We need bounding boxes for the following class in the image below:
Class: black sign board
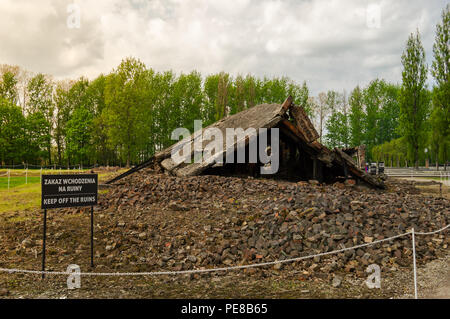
[41,174,98,209]
[40,174,98,278]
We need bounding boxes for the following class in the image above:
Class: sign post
[42,209,47,279]
[91,206,94,268]
[41,174,98,278]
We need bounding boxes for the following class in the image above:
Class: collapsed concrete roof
[107,96,384,188]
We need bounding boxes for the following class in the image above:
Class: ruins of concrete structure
[107,97,384,188]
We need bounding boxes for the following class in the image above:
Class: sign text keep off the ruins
[41,174,98,209]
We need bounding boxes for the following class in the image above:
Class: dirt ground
[0,174,448,299]
[399,177,450,199]
[0,251,448,299]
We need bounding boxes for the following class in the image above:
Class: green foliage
[430,5,450,168]
[24,111,50,163]
[325,111,349,148]
[171,71,203,132]
[372,137,408,167]
[215,72,231,121]
[323,79,401,161]
[289,81,311,115]
[203,73,220,125]
[399,30,430,168]
[149,70,176,150]
[0,72,18,104]
[0,98,26,164]
[324,90,349,148]
[104,57,149,167]
[65,106,93,165]
[431,4,449,87]
[229,74,246,115]
[349,86,364,146]
[362,79,401,156]
[53,81,71,165]
[26,73,54,164]
[27,74,53,116]
[377,82,401,143]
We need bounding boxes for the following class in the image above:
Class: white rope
[415,224,450,235]
[411,228,418,299]
[0,224,447,277]
[0,231,414,276]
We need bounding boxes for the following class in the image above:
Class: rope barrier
[0,224,447,277]
[411,228,418,299]
[415,224,450,235]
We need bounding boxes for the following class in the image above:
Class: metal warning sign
[41,174,98,209]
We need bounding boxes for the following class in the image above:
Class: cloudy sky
[0,0,446,95]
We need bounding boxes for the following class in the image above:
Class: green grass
[399,176,450,182]
[416,176,449,181]
[0,169,90,189]
[0,168,106,190]
[0,176,41,189]
[0,182,41,213]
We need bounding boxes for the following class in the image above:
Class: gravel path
[393,252,450,299]
[417,253,450,298]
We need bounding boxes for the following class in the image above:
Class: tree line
[314,5,449,169]
[0,61,309,167]
[0,5,448,169]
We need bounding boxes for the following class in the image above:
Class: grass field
[0,176,41,189]
[417,176,450,182]
[0,168,127,214]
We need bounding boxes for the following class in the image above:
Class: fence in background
[0,163,99,170]
[0,166,98,189]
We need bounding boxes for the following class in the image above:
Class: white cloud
[0,0,446,94]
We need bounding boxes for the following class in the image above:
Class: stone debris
[332,276,342,288]
[0,169,448,282]
[89,170,449,277]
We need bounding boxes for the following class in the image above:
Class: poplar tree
[430,5,449,169]
[399,30,430,169]
[349,86,365,147]
[27,73,54,164]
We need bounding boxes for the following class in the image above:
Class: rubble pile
[92,169,449,277]
[1,169,447,281]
